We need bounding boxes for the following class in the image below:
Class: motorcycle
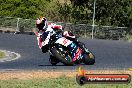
[37,26,95,66]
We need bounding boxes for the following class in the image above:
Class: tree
[0,0,51,19]
[70,0,132,27]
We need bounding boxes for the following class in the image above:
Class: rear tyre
[51,47,74,66]
[83,52,95,65]
[49,55,59,66]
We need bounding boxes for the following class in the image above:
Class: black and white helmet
[36,17,48,31]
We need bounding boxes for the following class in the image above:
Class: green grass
[125,34,132,42]
[0,51,5,58]
[0,76,132,88]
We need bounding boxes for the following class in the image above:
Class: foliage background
[0,0,131,27]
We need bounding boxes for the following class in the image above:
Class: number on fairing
[63,38,68,45]
[55,37,73,47]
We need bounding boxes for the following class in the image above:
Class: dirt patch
[0,70,132,80]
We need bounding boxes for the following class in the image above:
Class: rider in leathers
[35,17,87,53]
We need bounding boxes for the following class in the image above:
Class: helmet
[36,17,48,31]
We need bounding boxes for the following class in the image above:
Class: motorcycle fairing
[70,43,83,62]
[55,37,73,47]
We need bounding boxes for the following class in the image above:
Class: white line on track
[0,50,21,62]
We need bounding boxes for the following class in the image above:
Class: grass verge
[124,34,132,42]
[0,51,5,59]
[0,75,131,88]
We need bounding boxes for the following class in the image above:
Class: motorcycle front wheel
[51,47,74,66]
[49,55,59,66]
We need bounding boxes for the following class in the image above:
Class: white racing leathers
[37,25,55,49]
[37,25,76,49]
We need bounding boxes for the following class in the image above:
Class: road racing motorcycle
[37,26,95,66]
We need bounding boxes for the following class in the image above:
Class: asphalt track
[0,33,132,70]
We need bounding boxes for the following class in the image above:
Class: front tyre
[83,52,95,65]
[49,55,59,66]
[51,47,74,66]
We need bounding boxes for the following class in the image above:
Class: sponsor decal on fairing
[55,37,73,47]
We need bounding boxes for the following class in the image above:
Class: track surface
[0,33,132,70]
